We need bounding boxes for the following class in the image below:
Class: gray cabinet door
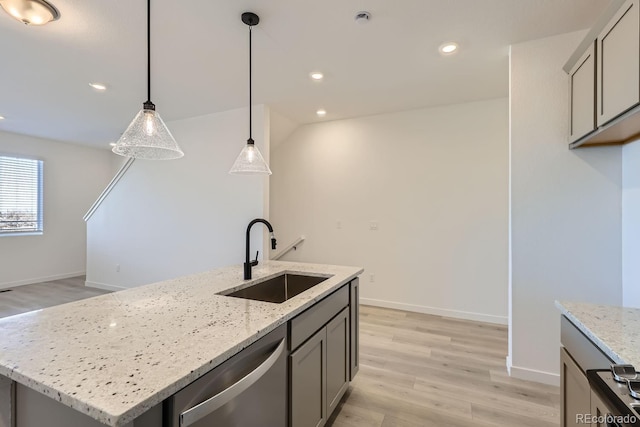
[560,348,591,427]
[590,390,610,427]
[326,308,350,416]
[569,42,596,142]
[290,329,327,427]
[349,278,359,381]
[597,0,640,126]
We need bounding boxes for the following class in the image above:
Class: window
[0,155,43,235]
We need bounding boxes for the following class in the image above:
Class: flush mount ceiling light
[316,109,327,117]
[310,72,324,81]
[229,12,272,175]
[439,42,459,55]
[0,0,59,25]
[112,0,183,160]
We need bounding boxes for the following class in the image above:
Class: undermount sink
[220,273,329,303]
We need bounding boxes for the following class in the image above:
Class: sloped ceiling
[0,0,610,148]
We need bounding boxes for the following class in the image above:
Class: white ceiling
[0,0,610,148]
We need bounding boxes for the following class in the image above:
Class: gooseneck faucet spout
[245,218,277,280]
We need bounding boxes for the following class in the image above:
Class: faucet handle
[251,251,259,267]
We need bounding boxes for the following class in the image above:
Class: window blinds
[0,155,43,234]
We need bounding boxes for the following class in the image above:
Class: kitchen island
[0,261,363,427]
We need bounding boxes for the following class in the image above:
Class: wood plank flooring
[327,305,560,427]
[0,280,560,426]
[0,276,110,319]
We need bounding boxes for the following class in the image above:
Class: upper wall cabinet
[569,42,596,143]
[597,0,640,126]
[564,0,640,149]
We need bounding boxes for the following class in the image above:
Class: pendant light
[112,0,183,160]
[229,12,272,175]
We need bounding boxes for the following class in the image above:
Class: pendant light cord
[248,24,253,143]
[147,0,151,104]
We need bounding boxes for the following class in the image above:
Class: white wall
[0,131,113,288]
[623,141,640,306]
[86,107,269,290]
[509,31,622,385]
[271,98,509,324]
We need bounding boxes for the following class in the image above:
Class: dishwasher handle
[179,338,286,427]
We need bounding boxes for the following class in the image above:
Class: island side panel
[0,376,14,427]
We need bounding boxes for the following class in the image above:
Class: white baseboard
[85,281,126,292]
[508,364,559,387]
[360,297,508,325]
[0,271,86,290]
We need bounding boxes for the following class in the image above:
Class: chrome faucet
[245,218,277,280]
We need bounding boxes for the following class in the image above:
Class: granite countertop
[0,261,363,427]
[556,301,640,367]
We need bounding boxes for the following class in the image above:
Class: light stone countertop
[556,301,640,367]
[0,261,363,427]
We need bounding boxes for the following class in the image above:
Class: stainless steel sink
[220,274,329,303]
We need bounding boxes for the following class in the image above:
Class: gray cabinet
[326,308,350,416]
[569,42,596,142]
[290,308,350,427]
[590,390,609,427]
[560,348,591,427]
[290,328,327,427]
[289,284,353,427]
[597,0,640,126]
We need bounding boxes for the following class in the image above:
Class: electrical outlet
[116,264,120,273]
[369,221,379,231]
[369,274,375,282]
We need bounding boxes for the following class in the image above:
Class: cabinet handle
[179,338,286,426]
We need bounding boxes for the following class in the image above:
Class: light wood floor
[0,276,110,319]
[0,280,559,426]
[328,305,560,427]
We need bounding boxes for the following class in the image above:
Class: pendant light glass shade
[0,0,59,25]
[112,0,183,161]
[229,12,271,175]
[112,106,183,160]
[229,140,272,175]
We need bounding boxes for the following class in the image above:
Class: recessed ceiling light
[439,42,459,55]
[316,109,327,117]
[0,0,60,25]
[310,72,324,81]
[89,83,107,91]
[109,142,117,147]
[0,116,5,120]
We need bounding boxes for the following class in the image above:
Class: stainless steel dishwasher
[164,324,287,427]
